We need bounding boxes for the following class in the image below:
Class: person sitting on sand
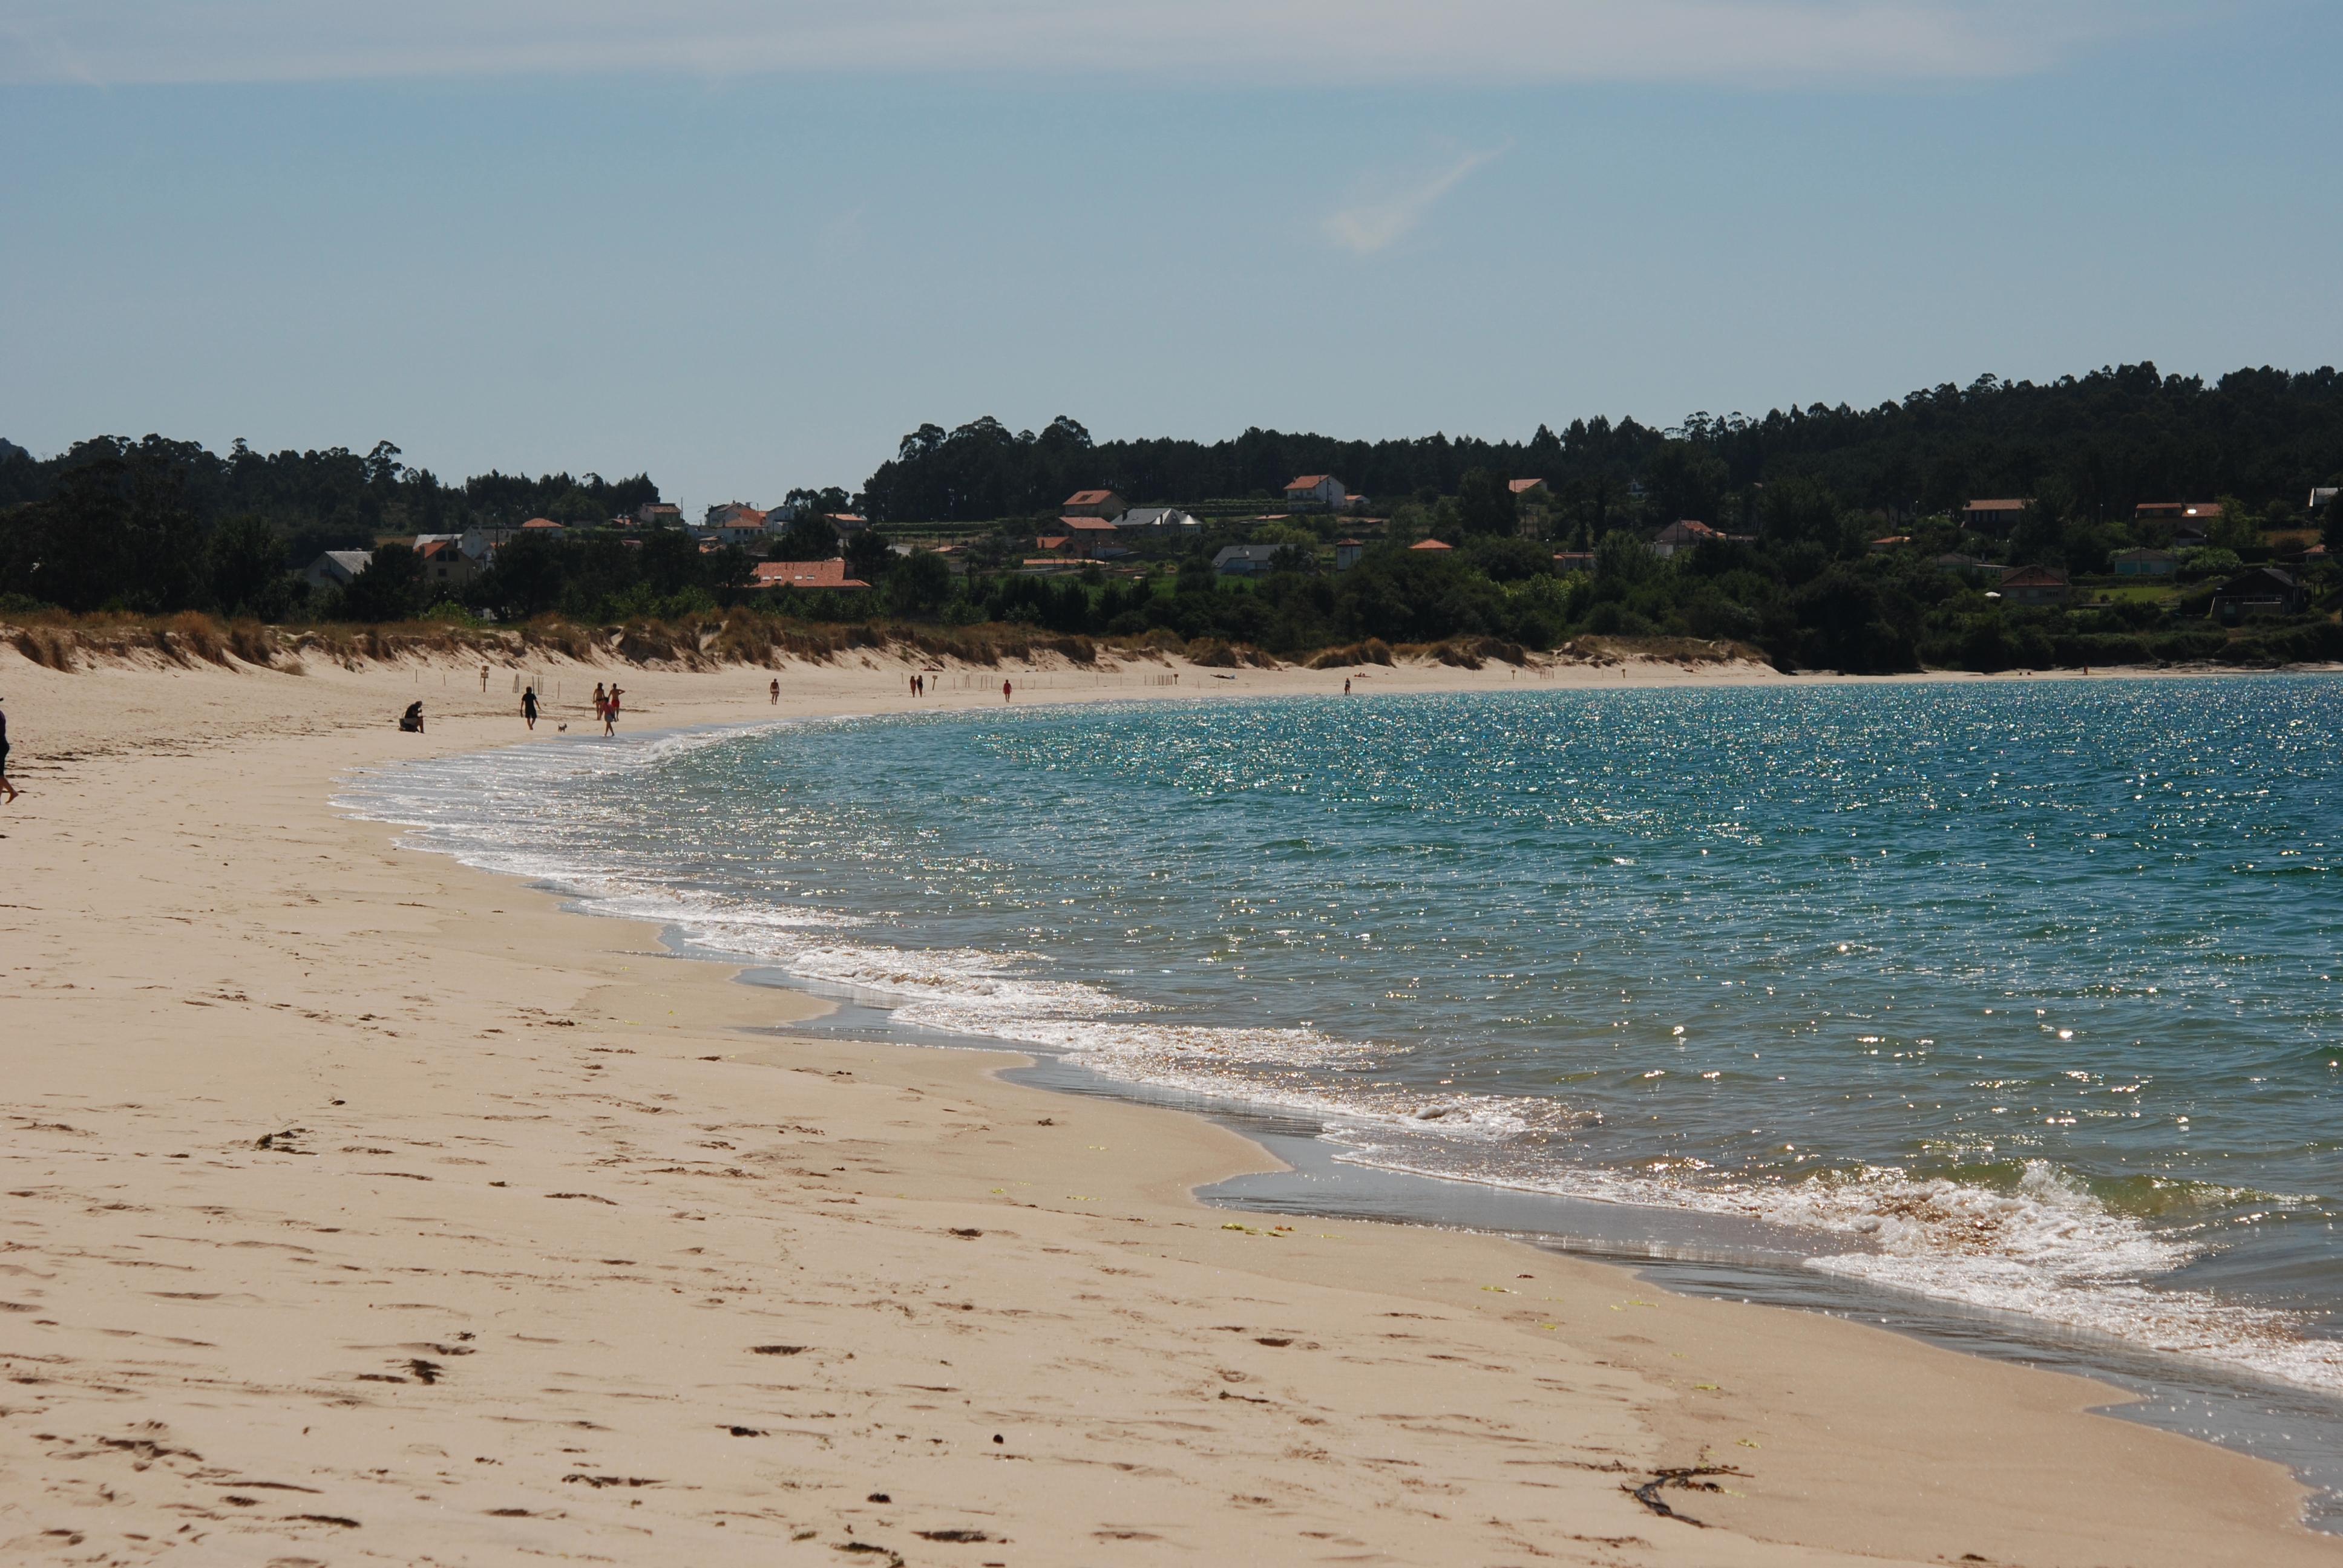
[0,696,19,803]
[399,701,425,734]
[522,685,539,730]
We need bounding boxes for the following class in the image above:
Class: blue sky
[2,1,2338,514]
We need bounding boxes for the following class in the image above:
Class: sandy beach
[1,641,2333,1567]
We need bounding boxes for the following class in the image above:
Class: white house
[303,550,375,590]
[1650,519,1724,558]
[1283,474,1348,510]
[1117,506,1201,537]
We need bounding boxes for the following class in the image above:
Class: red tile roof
[1998,565,2069,588]
[1509,478,1547,494]
[1409,538,1454,551]
[1286,475,1334,490]
[1064,490,1118,507]
[1963,498,2030,511]
[750,558,871,590]
[1058,516,1121,531]
[521,517,564,530]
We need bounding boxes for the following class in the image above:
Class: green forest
[3,362,2341,673]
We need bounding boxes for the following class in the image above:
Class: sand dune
[0,642,2330,1566]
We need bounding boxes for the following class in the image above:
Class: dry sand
[0,641,2333,1567]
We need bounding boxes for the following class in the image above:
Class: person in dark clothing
[0,697,18,803]
[399,701,425,733]
[522,686,540,730]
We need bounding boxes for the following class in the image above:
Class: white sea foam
[339,735,2343,1401]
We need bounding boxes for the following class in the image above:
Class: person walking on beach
[769,677,779,705]
[1002,679,1012,703]
[605,684,623,737]
[522,685,539,730]
[0,696,19,804]
[1343,677,1352,695]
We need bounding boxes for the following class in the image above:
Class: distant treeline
[860,363,2343,525]
[0,435,662,619]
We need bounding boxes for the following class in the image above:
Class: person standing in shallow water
[521,685,539,731]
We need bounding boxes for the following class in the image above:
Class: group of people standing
[514,681,621,734]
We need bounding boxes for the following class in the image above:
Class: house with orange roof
[1996,565,2070,605]
[1055,516,1125,559]
[1062,489,1126,520]
[1284,475,1349,510]
[1962,498,2032,533]
[750,558,871,592]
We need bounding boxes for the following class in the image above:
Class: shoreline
[4,644,2338,1565]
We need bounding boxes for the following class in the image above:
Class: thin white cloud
[1325,145,1507,255]
[0,1,2204,87]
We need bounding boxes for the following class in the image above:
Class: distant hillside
[859,363,2343,526]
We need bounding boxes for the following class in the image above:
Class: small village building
[700,505,772,546]
[2210,566,2304,621]
[1048,517,1121,559]
[750,558,871,592]
[303,550,375,590]
[1035,534,1071,553]
[2111,547,2179,577]
[1935,553,2002,586]
[1062,489,1126,520]
[1117,506,1201,537]
[1650,519,1723,558]
[2312,486,2339,514]
[1508,478,1548,497]
[2135,501,2223,526]
[519,518,567,538]
[1997,565,2071,606]
[634,502,684,529]
[1962,498,2032,533]
[1213,544,1288,578]
[1283,475,1349,510]
[415,539,477,589]
[1407,538,1454,552]
[1334,538,1366,571]
[1868,535,1912,554]
[1553,550,1596,573]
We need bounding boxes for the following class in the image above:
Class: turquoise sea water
[350,677,2343,1406]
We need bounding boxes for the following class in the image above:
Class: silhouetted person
[0,696,18,803]
[522,686,539,730]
